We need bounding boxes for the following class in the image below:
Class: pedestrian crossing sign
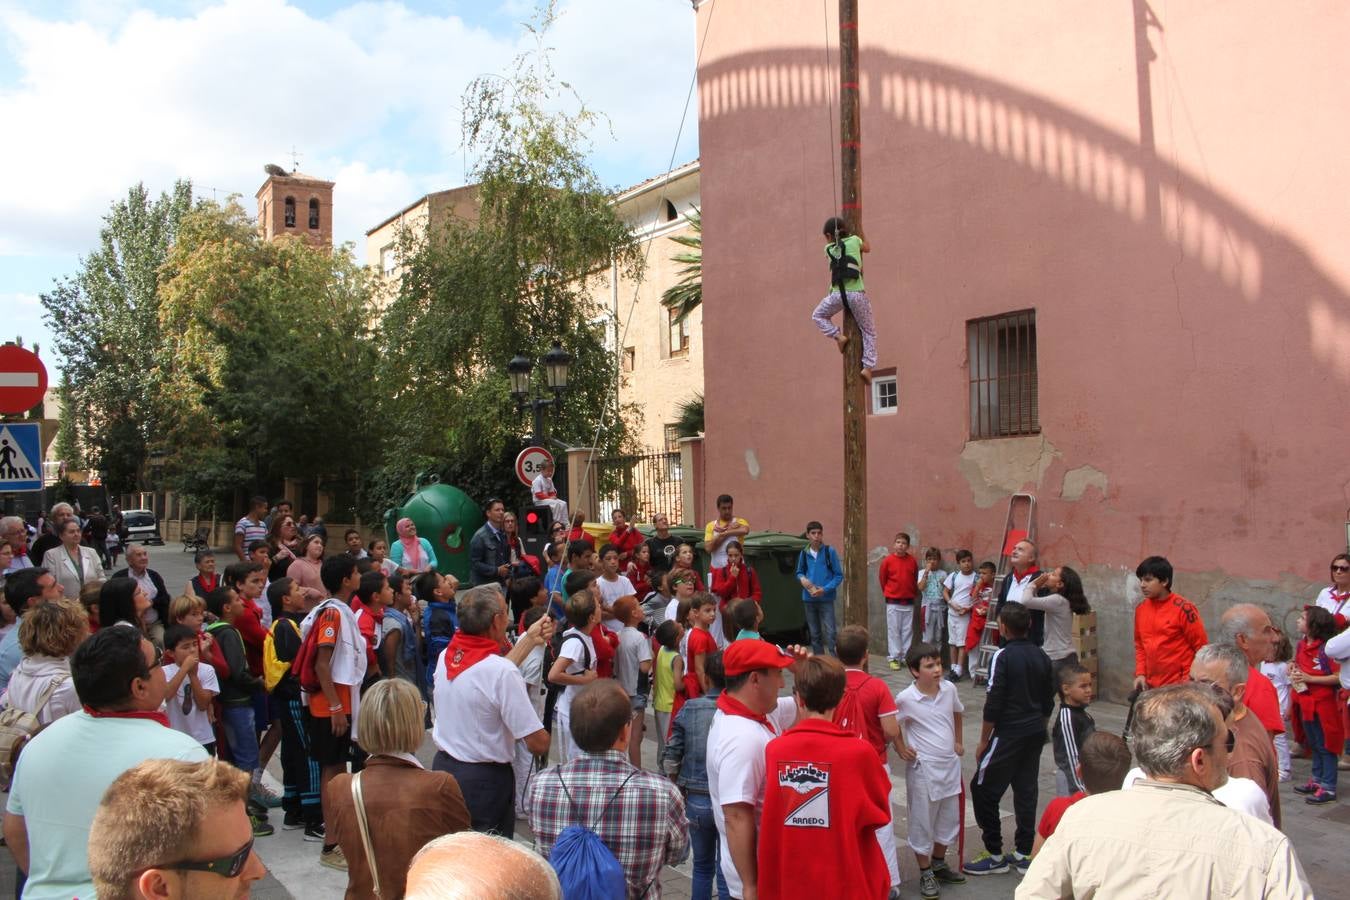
[0,423,42,492]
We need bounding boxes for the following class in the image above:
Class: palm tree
[660,207,701,324]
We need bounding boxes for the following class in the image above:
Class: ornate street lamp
[509,342,571,446]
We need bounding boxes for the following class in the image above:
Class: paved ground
[2,544,1344,898]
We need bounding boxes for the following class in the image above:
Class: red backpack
[289,606,331,694]
[832,673,875,743]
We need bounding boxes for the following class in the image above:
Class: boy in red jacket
[1132,556,1207,690]
[878,532,919,670]
[759,656,892,900]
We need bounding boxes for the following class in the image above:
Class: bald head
[405,832,560,900]
[1220,604,1274,667]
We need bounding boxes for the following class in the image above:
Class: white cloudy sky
[0,0,699,364]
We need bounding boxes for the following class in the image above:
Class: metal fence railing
[594,450,683,524]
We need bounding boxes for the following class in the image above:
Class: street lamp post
[508,341,572,447]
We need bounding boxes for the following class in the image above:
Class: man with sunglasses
[3,627,208,900]
[1020,683,1311,898]
[89,757,266,899]
[1191,643,1282,829]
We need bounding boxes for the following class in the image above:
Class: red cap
[723,640,795,676]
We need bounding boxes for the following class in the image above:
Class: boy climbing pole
[812,215,877,381]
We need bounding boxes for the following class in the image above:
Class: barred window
[664,424,681,452]
[968,310,1039,438]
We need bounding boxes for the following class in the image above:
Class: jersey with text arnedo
[758,718,891,900]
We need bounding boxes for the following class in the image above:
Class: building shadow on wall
[698,36,1350,375]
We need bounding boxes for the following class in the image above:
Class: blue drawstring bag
[548,770,637,900]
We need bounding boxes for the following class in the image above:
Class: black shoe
[250,814,274,837]
[282,810,304,830]
[932,860,966,884]
[304,823,326,843]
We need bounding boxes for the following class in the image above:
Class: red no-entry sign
[0,345,49,415]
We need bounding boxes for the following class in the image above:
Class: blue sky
[0,0,700,365]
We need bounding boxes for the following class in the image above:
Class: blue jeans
[1304,715,1338,792]
[221,704,260,774]
[685,791,730,900]
[803,601,837,656]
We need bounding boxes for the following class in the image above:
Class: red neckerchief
[351,598,385,625]
[82,706,170,727]
[1328,587,1350,616]
[717,691,773,730]
[1013,566,1039,582]
[444,633,501,680]
[197,573,218,593]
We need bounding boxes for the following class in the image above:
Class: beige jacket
[1017,780,1311,900]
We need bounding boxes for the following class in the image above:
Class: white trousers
[875,758,901,887]
[886,602,915,662]
[539,498,569,531]
[555,712,583,763]
[904,763,961,856]
[513,739,539,816]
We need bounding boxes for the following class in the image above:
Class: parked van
[121,509,163,546]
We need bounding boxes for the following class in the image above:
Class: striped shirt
[234,515,267,548]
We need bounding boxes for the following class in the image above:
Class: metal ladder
[971,492,1036,685]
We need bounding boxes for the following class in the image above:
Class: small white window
[380,245,396,276]
[871,375,898,415]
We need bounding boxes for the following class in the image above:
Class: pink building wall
[695,0,1350,696]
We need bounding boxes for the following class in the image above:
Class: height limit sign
[0,423,42,492]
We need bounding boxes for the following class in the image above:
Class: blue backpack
[422,600,457,685]
[548,769,638,900]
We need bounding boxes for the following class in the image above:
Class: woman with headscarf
[390,518,437,577]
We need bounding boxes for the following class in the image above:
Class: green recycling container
[740,531,810,638]
[384,475,484,586]
[637,523,709,575]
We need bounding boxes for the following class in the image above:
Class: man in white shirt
[4,628,209,900]
[432,584,552,838]
[1023,683,1311,899]
[707,639,809,900]
[530,460,569,534]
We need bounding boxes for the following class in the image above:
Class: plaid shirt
[528,750,689,898]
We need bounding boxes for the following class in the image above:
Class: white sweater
[1,655,79,726]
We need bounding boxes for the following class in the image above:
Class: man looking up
[707,638,809,900]
[1219,604,1286,739]
[234,496,269,563]
[4,627,208,898]
[1019,683,1311,897]
[1191,642,1281,828]
[88,758,267,899]
[0,567,63,691]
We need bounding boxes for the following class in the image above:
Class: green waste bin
[384,475,484,587]
[741,531,809,640]
[638,523,709,577]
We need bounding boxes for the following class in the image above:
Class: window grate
[967,310,1039,438]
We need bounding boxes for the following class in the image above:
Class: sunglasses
[154,837,254,879]
[1332,564,1350,573]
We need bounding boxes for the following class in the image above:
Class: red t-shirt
[878,554,918,601]
[683,627,718,699]
[759,719,892,900]
[351,599,384,674]
[1037,791,1086,838]
[607,526,644,563]
[1242,667,1285,735]
[234,597,270,677]
[592,624,618,679]
[834,668,899,759]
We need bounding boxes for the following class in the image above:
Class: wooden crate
[1072,611,1098,635]
[1074,632,1098,655]
[1078,648,1100,674]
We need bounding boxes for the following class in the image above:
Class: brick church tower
[255,165,334,249]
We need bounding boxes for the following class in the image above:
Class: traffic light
[519,505,552,561]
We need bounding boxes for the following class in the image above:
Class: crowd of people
[0,494,1341,898]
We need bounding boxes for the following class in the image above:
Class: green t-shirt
[824,234,864,293]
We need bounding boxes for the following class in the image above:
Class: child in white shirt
[162,624,220,753]
[513,606,550,814]
[547,576,601,762]
[1261,630,1294,781]
[942,550,978,681]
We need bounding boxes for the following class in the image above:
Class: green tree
[157,199,380,511]
[41,181,193,494]
[660,207,701,324]
[367,12,642,517]
[52,371,83,470]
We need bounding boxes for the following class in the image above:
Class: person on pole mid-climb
[812,216,877,382]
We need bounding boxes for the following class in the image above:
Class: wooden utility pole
[839,0,868,628]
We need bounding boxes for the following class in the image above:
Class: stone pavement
[2,544,1343,898]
